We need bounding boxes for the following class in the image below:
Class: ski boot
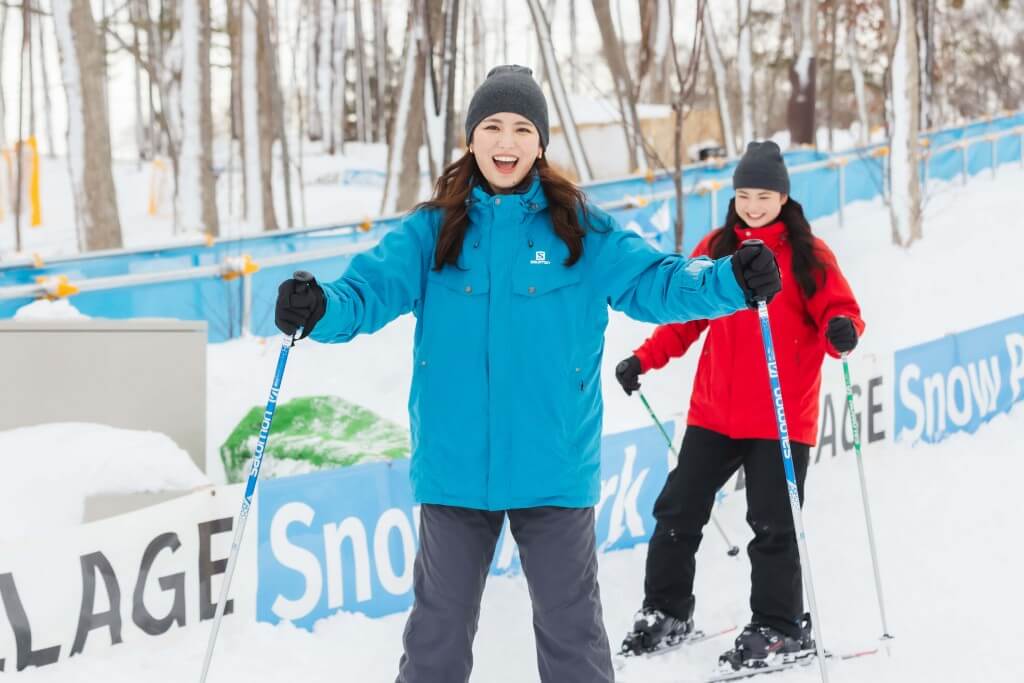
[717,613,815,671]
[620,606,696,657]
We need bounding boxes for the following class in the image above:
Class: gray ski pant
[395,503,614,683]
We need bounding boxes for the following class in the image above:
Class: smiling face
[470,112,543,190]
[734,188,788,227]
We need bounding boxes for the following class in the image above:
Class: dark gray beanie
[733,141,790,194]
[465,65,549,148]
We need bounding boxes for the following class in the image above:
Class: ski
[614,625,738,670]
[700,645,881,682]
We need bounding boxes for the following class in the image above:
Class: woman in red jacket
[616,141,864,672]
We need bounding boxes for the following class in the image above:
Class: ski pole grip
[738,239,768,303]
[293,270,314,285]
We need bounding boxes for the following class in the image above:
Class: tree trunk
[257,0,279,232]
[380,0,426,215]
[826,0,838,151]
[0,5,7,150]
[703,5,736,156]
[270,2,294,228]
[180,0,220,237]
[592,0,646,170]
[317,0,336,152]
[736,0,755,144]
[846,1,869,146]
[306,0,324,141]
[331,0,348,153]
[130,0,146,163]
[33,2,56,156]
[526,0,592,181]
[787,0,818,146]
[353,0,371,142]
[52,0,123,251]
[918,0,934,130]
[888,0,923,246]
[373,0,388,143]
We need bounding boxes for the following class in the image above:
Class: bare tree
[180,0,219,236]
[52,0,123,251]
[381,0,426,214]
[526,0,592,181]
[422,0,459,176]
[845,0,870,145]
[373,0,388,143]
[305,0,323,141]
[0,5,7,150]
[592,0,648,170]
[32,1,56,156]
[330,0,348,153]
[703,5,736,157]
[257,0,279,231]
[787,0,819,145]
[669,0,706,253]
[737,0,755,145]
[353,0,371,142]
[887,0,922,246]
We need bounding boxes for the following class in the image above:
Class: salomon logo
[530,251,550,265]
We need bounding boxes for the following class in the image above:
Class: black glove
[731,239,782,307]
[826,316,858,353]
[275,271,326,339]
[615,355,642,396]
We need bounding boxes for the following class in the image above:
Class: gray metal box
[0,319,207,472]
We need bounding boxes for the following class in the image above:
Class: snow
[13,298,89,320]
[4,120,1024,681]
[0,423,209,543]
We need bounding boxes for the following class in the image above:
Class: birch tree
[736,0,755,144]
[373,0,388,143]
[330,0,348,152]
[845,0,870,146]
[306,0,324,141]
[0,5,7,150]
[526,0,592,181]
[380,0,426,214]
[180,0,219,236]
[422,0,459,176]
[592,0,647,170]
[887,0,922,246]
[787,0,818,145]
[52,0,122,251]
[353,0,372,142]
[703,5,736,157]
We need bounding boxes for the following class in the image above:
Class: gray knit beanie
[733,141,790,194]
[465,65,549,148]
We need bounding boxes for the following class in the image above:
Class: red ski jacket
[633,221,864,445]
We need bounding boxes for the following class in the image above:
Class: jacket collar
[732,219,787,245]
[466,172,548,217]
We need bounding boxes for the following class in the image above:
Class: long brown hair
[709,197,829,298]
[417,153,588,271]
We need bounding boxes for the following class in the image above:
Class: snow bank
[13,298,90,320]
[0,423,210,542]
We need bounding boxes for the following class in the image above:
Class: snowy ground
[6,164,1024,681]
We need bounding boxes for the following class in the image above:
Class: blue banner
[894,314,1024,443]
[256,423,673,629]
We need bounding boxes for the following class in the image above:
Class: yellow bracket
[644,168,656,184]
[221,254,260,281]
[35,274,79,299]
[359,217,373,232]
[32,252,44,268]
[871,146,890,158]
[203,232,216,247]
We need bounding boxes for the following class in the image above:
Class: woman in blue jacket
[274,65,781,683]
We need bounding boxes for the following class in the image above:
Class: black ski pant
[642,426,810,638]
[396,504,614,683]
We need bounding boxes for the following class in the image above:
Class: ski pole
[841,353,894,644]
[199,272,311,683]
[754,299,829,683]
[637,390,741,557]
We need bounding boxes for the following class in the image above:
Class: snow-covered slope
[8,163,1024,682]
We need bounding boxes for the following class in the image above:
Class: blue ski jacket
[310,176,747,510]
